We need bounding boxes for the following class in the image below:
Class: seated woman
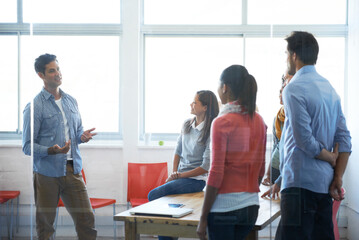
[148,90,219,201]
[197,65,267,240]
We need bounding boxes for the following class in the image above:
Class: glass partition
[0,0,349,239]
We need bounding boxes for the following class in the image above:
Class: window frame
[0,0,349,143]
[0,0,123,140]
[140,0,349,142]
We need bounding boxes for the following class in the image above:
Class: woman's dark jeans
[207,205,259,240]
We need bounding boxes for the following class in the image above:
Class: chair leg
[6,201,10,240]
[16,196,19,233]
[6,200,14,240]
[0,203,2,240]
[113,203,116,239]
[10,198,14,240]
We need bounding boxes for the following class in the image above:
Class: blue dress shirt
[279,65,351,194]
[22,88,85,177]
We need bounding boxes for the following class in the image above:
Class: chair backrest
[58,169,87,207]
[81,169,87,184]
[333,187,346,240]
[127,162,168,202]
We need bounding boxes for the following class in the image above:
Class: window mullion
[17,32,21,134]
[242,0,248,25]
[17,0,23,23]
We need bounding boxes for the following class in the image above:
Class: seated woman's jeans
[148,178,206,240]
[207,205,259,240]
[148,178,206,201]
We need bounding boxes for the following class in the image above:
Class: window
[0,0,16,22]
[23,0,121,23]
[315,37,345,99]
[0,0,348,142]
[142,0,348,141]
[245,37,345,125]
[0,36,18,132]
[0,1,122,139]
[144,36,243,134]
[248,0,346,24]
[21,36,120,133]
[144,0,242,25]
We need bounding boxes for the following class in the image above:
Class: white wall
[345,0,359,239]
[0,144,175,205]
[0,143,175,238]
[0,145,34,203]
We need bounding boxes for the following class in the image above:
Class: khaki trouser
[33,164,97,240]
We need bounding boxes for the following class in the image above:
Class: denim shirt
[279,66,351,194]
[22,88,84,177]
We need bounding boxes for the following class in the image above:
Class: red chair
[127,162,168,208]
[54,169,116,239]
[0,191,20,240]
[333,187,346,240]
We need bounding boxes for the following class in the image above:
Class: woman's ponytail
[241,74,257,118]
[220,65,257,118]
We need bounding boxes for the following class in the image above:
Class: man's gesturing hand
[81,128,97,143]
[48,140,71,155]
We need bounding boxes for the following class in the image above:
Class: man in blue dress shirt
[276,31,352,240]
[22,54,97,240]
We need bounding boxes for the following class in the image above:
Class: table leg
[245,230,258,240]
[125,220,140,240]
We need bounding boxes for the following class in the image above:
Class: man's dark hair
[285,31,319,65]
[34,54,57,74]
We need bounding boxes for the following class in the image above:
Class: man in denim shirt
[276,32,351,240]
[22,54,97,240]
